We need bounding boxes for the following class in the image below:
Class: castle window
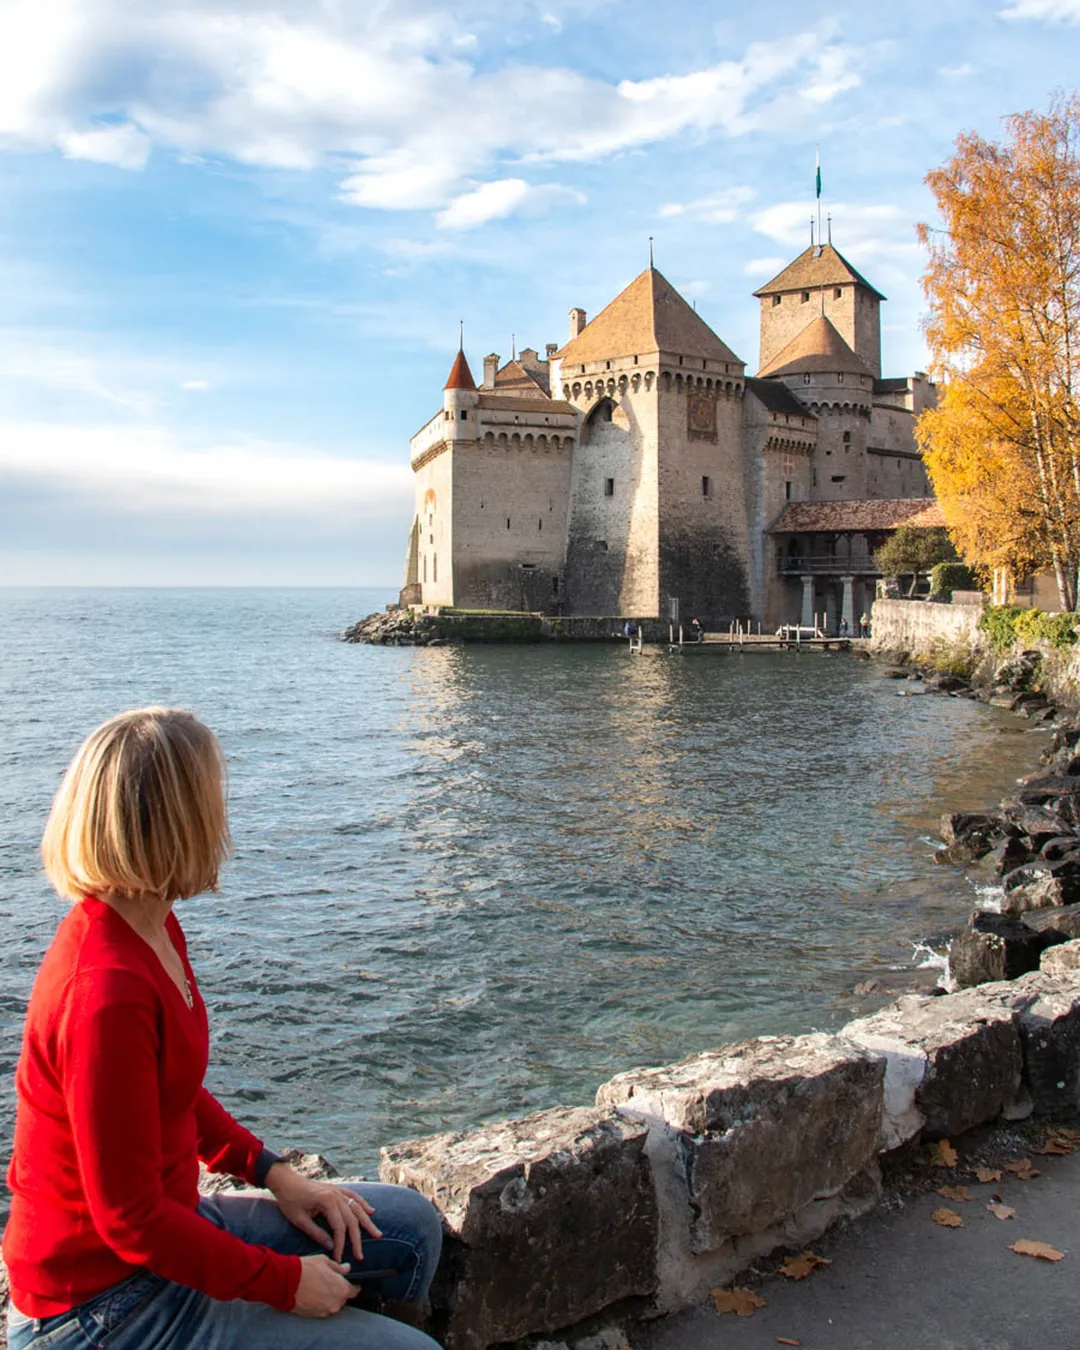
[423,556,427,582]
[552,576,560,596]
[801,291,810,303]
[433,554,437,583]
[604,478,615,497]
[831,475,846,483]
[812,468,818,487]
[538,519,543,531]
[772,295,781,307]
[596,539,609,551]
[803,374,811,385]
[633,355,638,365]
[702,476,713,498]
[606,361,611,370]
[460,409,468,419]
[843,431,851,444]
[834,288,842,299]
[678,356,684,366]
[507,518,511,529]
[785,480,792,501]
[702,359,707,370]
[837,372,844,384]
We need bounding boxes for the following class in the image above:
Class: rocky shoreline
[871,643,1080,991]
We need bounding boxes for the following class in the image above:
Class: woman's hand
[266,1165,382,1264]
[292,1254,355,1318]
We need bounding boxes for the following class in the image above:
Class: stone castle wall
[758,287,881,377]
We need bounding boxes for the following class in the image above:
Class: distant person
[690,617,704,643]
[624,619,639,639]
[3,708,442,1350]
[859,612,870,638]
[839,617,849,638]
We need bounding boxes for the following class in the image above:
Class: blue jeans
[6,1183,442,1349]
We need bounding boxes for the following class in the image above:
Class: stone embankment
[343,609,671,645]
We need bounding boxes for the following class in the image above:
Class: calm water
[0,588,1045,1180]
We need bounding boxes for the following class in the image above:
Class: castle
[401,240,940,632]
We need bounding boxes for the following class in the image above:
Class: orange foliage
[916,95,1080,609]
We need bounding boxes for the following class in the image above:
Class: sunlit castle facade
[402,240,937,632]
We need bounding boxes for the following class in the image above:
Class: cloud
[999,0,1080,20]
[938,62,975,77]
[436,179,584,230]
[180,379,211,391]
[0,421,410,520]
[57,121,150,169]
[659,185,755,224]
[752,199,917,264]
[0,1,871,222]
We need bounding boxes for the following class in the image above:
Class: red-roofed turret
[444,349,477,391]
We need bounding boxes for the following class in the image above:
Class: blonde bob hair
[41,708,232,904]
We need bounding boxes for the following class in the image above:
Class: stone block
[379,1106,657,1350]
[1000,860,1080,914]
[596,1034,883,1255]
[1025,903,1080,940]
[843,987,1022,1147]
[977,972,1080,1114]
[1041,939,1080,977]
[949,913,1065,989]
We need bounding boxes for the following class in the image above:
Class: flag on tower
[816,149,822,200]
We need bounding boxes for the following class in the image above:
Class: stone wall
[378,963,1080,1349]
[869,597,985,654]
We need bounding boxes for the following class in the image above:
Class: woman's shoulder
[35,901,160,1009]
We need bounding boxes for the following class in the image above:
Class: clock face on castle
[687,390,718,442]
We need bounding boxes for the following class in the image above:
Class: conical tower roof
[753,243,885,301]
[444,349,477,391]
[555,268,742,366]
[757,315,873,379]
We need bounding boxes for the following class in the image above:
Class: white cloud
[659,185,755,224]
[938,62,975,77]
[436,179,584,230]
[57,121,150,169]
[0,1,871,221]
[743,255,786,277]
[999,0,1080,20]
[752,200,916,263]
[180,378,211,391]
[0,421,410,519]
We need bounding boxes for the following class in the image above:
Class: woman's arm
[194,1086,280,1186]
[61,970,301,1311]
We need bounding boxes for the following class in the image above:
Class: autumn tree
[874,526,957,595]
[916,94,1080,610]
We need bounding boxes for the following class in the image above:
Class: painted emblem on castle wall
[687,391,718,442]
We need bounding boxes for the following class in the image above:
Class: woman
[3,708,443,1349]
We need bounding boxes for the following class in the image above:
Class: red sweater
[3,898,301,1317]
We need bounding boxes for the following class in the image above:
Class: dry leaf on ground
[932,1207,964,1228]
[712,1286,766,1317]
[987,1202,1016,1220]
[973,1166,1002,1183]
[779,1251,832,1281]
[1010,1240,1065,1262]
[1053,1126,1080,1142]
[777,1340,802,1347]
[935,1139,958,1168]
[1034,1140,1073,1156]
[937,1184,971,1202]
[1004,1159,1042,1179]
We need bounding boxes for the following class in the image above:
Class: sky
[1,0,1079,586]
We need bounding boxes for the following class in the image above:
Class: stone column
[800,575,814,629]
[841,575,855,636]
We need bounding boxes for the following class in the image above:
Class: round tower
[443,348,479,438]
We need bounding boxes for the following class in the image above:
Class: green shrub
[979,605,1078,652]
[916,638,978,679]
[929,561,977,597]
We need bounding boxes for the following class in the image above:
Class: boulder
[1041,940,1080,977]
[596,1034,883,1255]
[1040,835,1080,862]
[843,988,1022,1147]
[978,972,1080,1114]
[1001,860,1080,914]
[939,812,1010,848]
[379,1106,657,1350]
[949,913,1067,989]
[1024,903,1080,941]
[990,835,1037,876]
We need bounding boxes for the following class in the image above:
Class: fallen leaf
[937,1184,972,1203]
[973,1166,1002,1183]
[777,1340,802,1347]
[932,1207,964,1228]
[1004,1159,1041,1179]
[935,1139,958,1168]
[712,1286,766,1317]
[1010,1240,1065,1262]
[1034,1140,1073,1156]
[779,1251,832,1281]
[987,1202,1016,1220]
[1051,1126,1080,1142]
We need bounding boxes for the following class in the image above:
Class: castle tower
[753,243,884,378]
[555,267,751,622]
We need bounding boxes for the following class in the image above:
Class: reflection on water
[0,588,1046,1180]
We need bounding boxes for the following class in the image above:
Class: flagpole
[815,147,822,252]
